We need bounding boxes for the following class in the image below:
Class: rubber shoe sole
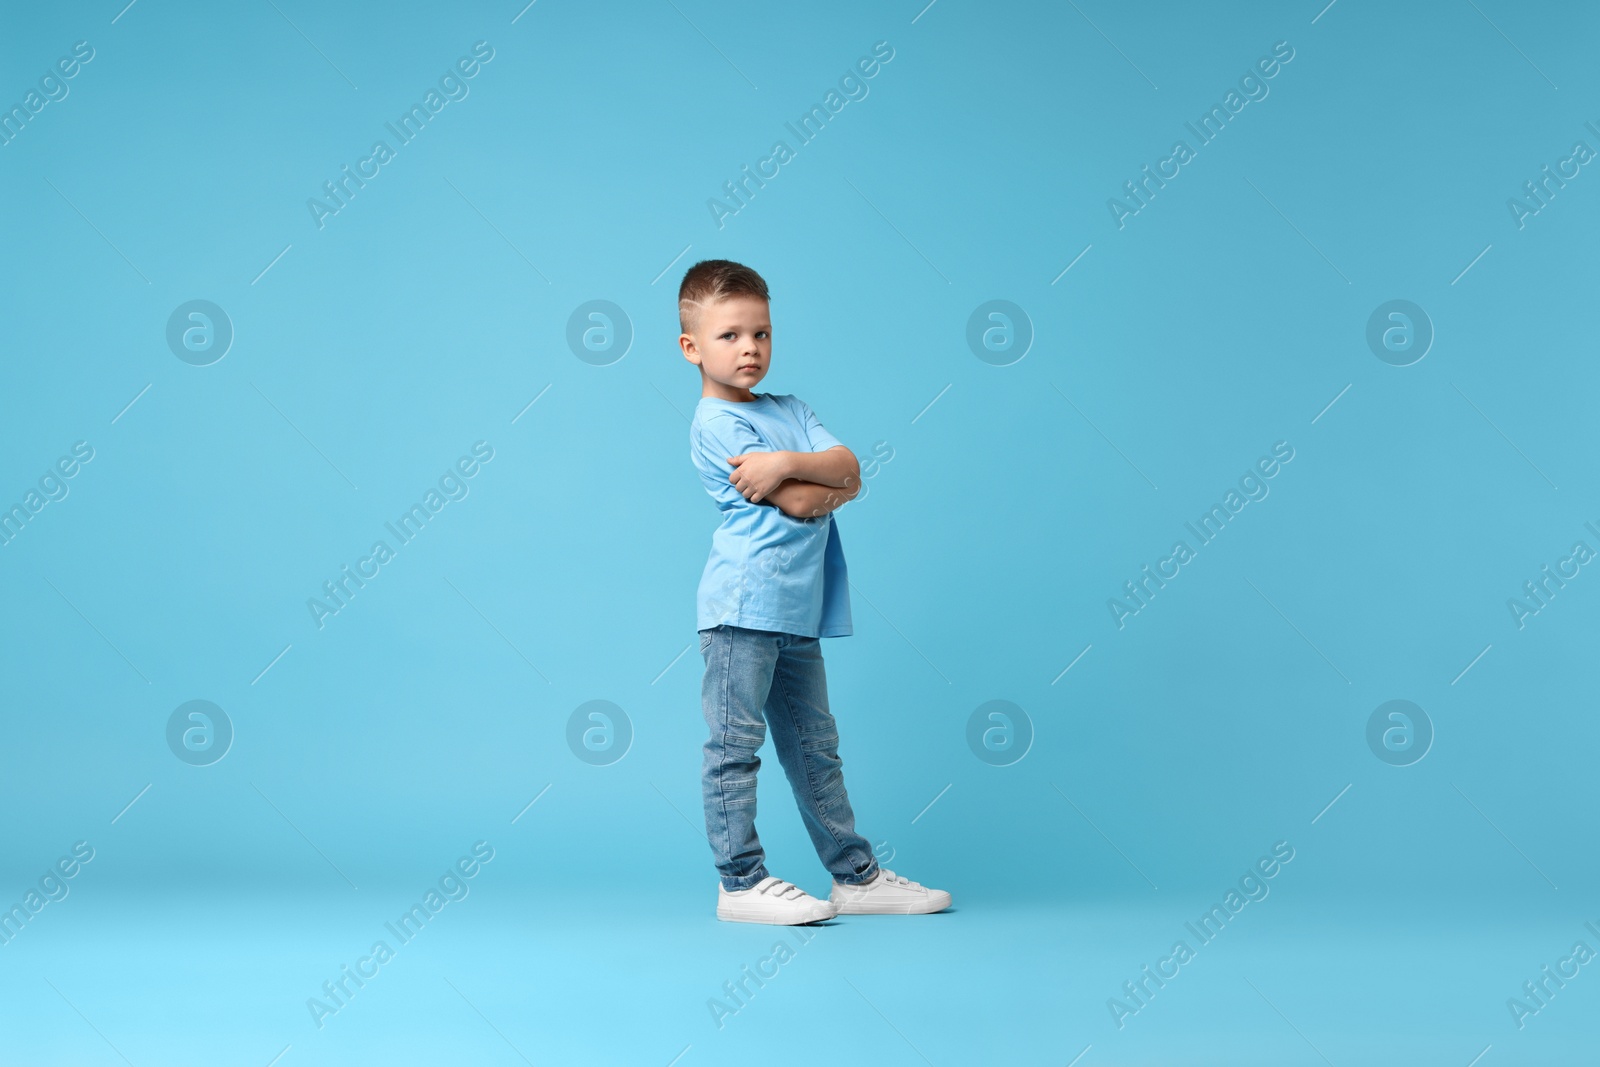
[716,898,837,925]
[716,879,838,925]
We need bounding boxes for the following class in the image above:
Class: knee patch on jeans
[715,729,764,806]
[798,727,838,756]
[726,723,766,751]
[804,733,847,812]
[718,727,766,771]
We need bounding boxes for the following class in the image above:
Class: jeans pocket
[699,628,715,653]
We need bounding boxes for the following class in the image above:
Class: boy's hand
[727,450,792,504]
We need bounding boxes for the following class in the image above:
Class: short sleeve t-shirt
[689,392,852,638]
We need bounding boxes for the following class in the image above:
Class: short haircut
[678,259,769,336]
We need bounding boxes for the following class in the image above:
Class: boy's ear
[681,337,706,370]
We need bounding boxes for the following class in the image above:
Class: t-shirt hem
[698,611,851,639]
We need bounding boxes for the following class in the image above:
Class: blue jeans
[698,624,880,891]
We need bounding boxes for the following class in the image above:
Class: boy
[679,258,951,925]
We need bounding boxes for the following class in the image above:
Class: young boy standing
[679,259,951,925]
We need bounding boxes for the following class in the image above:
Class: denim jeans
[698,624,880,891]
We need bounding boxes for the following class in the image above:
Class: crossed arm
[727,446,861,519]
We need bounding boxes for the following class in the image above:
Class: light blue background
[2,0,1597,1063]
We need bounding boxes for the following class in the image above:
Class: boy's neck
[703,382,760,403]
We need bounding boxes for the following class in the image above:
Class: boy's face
[681,294,771,401]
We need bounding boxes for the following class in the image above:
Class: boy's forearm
[767,477,859,519]
[781,447,859,489]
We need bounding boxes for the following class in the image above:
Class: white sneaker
[717,876,838,925]
[830,868,951,915]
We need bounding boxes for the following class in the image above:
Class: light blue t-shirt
[690,392,852,638]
